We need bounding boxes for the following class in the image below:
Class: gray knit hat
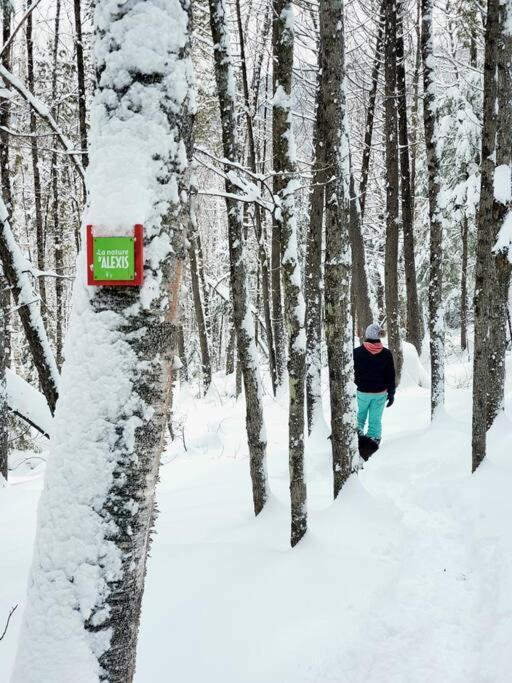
[365,323,382,340]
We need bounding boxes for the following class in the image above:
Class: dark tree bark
[73,0,88,167]
[305,47,325,433]
[0,270,7,481]
[235,0,278,395]
[396,0,423,354]
[188,233,212,393]
[271,4,287,390]
[0,0,12,213]
[421,0,445,418]
[177,323,189,383]
[349,167,373,336]
[460,213,468,351]
[359,2,385,220]
[208,0,268,515]
[472,0,500,471]
[487,0,512,426]
[50,0,63,368]
[272,0,307,546]
[0,0,12,481]
[320,0,358,498]
[26,0,46,310]
[384,0,403,383]
[410,0,422,208]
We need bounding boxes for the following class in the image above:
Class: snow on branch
[0,66,85,180]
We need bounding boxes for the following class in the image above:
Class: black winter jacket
[353,345,396,397]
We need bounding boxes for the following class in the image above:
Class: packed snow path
[2,349,512,682]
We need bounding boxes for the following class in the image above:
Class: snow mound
[400,341,431,389]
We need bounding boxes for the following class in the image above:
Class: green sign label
[93,236,135,281]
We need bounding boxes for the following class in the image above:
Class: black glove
[387,394,394,408]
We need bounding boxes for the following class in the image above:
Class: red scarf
[363,341,383,355]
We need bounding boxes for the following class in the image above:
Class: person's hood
[363,341,383,355]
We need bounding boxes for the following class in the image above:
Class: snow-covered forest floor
[2,342,512,682]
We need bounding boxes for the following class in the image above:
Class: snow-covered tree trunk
[12,1,194,680]
[305,47,325,433]
[0,209,60,413]
[320,0,358,498]
[384,0,403,383]
[272,0,307,545]
[421,0,445,418]
[396,0,423,355]
[208,0,268,516]
[472,0,499,471]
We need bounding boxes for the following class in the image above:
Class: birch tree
[421,0,445,418]
[13,1,194,680]
[273,0,307,545]
[208,0,268,516]
[320,0,358,498]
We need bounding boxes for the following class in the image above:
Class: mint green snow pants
[357,391,387,441]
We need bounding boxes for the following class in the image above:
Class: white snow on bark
[494,164,511,204]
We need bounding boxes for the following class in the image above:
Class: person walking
[354,323,396,447]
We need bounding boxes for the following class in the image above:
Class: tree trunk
[460,213,468,351]
[349,168,373,335]
[396,0,423,354]
[0,210,60,412]
[320,0,358,498]
[26,1,46,311]
[188,233,212,393]
[177,323,189,383]
[51,0,63,368]
[421,0,445,418]
[305,36,325,433]
[0,270,7,481]
[273,0,307,546]
[271,5,287,390]
[384,0,403,383]
[12,3,193,680]
[472,0,499,471]
[208,0,268,516]
[73,0,88,168]
[0,0,13,213]
[0,1,11,483]
[487,0,512,426]
[235,0,278,395]
[359,2,385,220]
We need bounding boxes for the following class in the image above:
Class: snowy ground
[2,343,512,682]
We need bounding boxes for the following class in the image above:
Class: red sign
[87,224,144,286]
